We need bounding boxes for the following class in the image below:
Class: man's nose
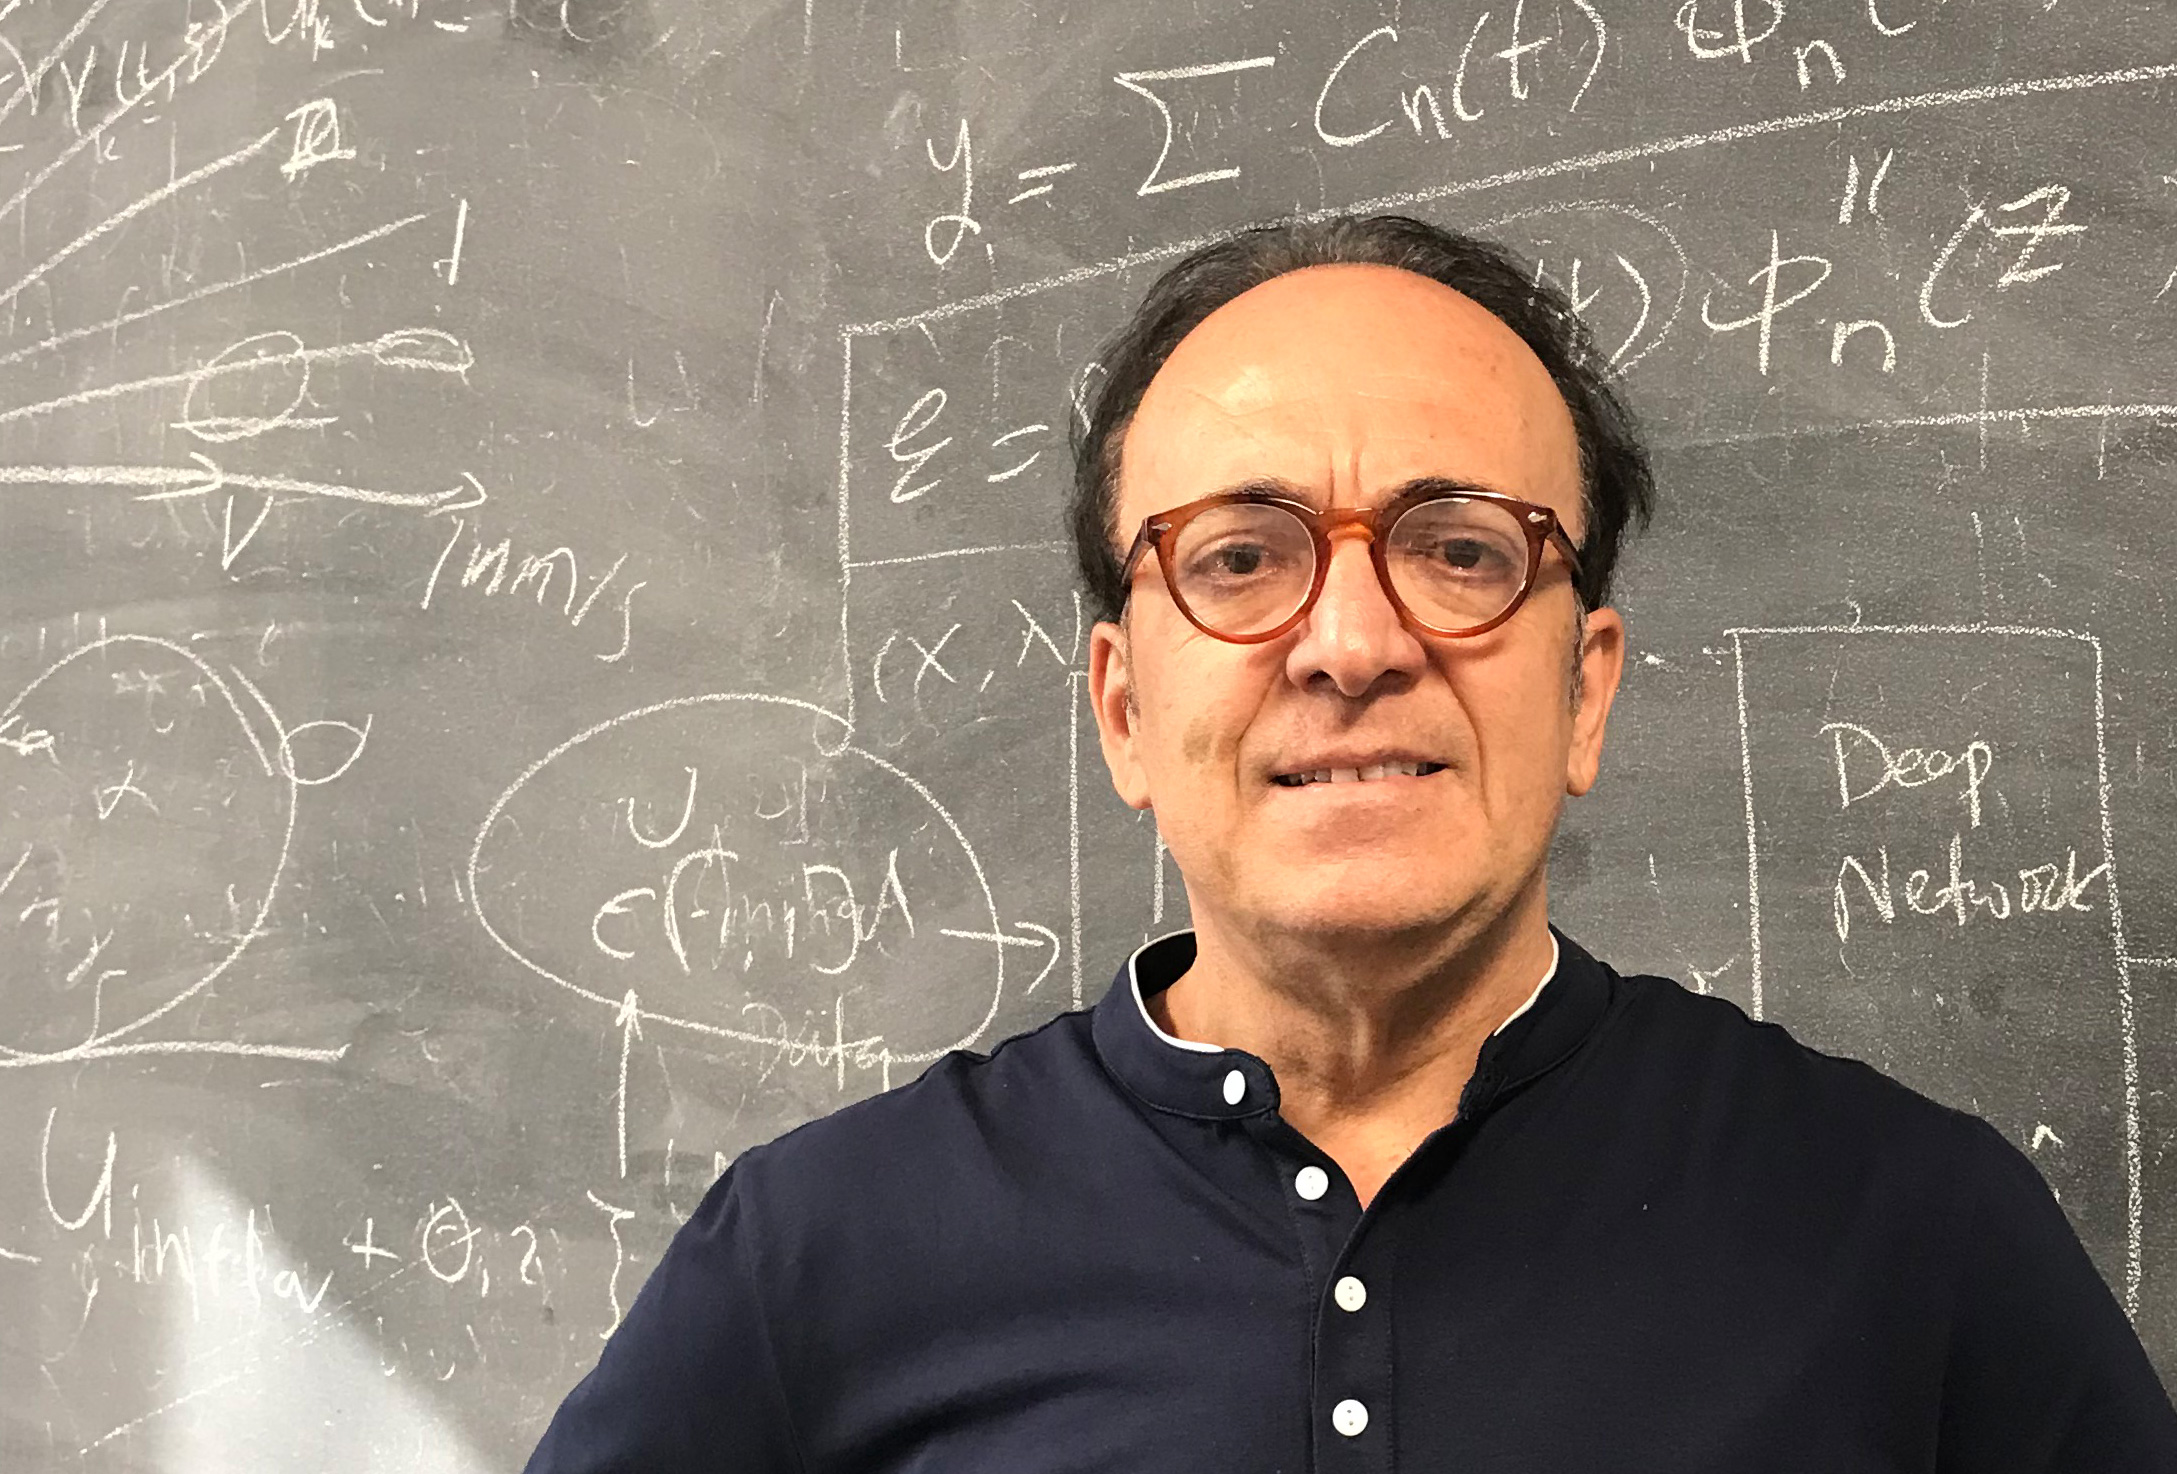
[1285,530,1427,698]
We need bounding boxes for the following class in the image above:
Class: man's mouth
[1271,761,1448,787]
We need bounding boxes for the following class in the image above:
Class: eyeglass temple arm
[1548,523,1593,608]
[1116,521,1164,594]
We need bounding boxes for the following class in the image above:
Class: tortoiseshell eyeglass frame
[1114,486,1587,643]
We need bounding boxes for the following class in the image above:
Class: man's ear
[1087,618,1154,811]
[1565,606,1625,798]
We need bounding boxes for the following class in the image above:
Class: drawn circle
[469,694,1007,1070]
[0,636,295,1060]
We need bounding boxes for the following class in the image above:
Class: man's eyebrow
[1381,475,1512,503]
[1206,474,1511,506]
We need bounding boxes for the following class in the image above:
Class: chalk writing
[1677,0,1785,65]
[470,694,1015,1095]
[887,387,951,503]
[1701,229,1831,374]
[1114,56,1276,196]
[1008,160,1075,206]
[923,117,979,266]
[1833,835,2108,940]
[280,97,354,179]
[1922,183,2091,330]
[421,512,642,663]
[1821,722,1994,828]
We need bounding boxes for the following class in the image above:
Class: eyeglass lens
[1168,498,1533,638]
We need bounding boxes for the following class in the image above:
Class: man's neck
[1145,893,1556,1207]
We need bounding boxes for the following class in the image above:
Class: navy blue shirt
[526,928,2177,1472]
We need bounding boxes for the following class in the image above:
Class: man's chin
[1256,874,1476,942]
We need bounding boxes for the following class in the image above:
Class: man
[526,215,2177,1471]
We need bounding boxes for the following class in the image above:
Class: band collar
[1090,925,1610,1123]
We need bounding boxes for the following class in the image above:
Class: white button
[1294,1165,1329,1201]
[1332,1398,1369,1436]
[1222,1068,1246,1105]
[1334,1275,1367,1312]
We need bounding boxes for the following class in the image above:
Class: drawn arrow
[937,921,1062,995]
[428,470,488,515]
[0,458,455,510]
[184,449,226,496]
[0,457,218,495]
[1014,923,1061,995]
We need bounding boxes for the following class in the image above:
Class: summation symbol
[1114,56,1276,197]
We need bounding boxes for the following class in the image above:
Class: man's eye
[1428,537,1513,574]
[1188,541,1275,579]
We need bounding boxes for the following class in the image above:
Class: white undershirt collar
[1128,929,1562,1053]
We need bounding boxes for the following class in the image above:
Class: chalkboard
[4,0,2176,1464]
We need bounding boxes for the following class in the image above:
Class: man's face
[1087,263,1625,945]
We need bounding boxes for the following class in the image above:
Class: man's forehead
[1121,263,1581,515]
[1153,264,1538,395]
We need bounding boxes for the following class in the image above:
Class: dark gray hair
[1068,214,1655,625]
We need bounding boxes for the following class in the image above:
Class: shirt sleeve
[1936,1115,2177,1473]
[523,1162,807,1474]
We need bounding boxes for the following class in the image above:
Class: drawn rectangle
[1732,623,2138,1306]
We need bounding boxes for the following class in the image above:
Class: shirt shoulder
[728,1004,1115,1217]
[1599,967,1987,1160]
[1533,966,1999,1326]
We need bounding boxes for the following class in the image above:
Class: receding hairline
[1116,261,1586,532]
[1161,258,1522,336]
[1066,214,1655,622]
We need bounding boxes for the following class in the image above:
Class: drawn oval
[175,330,314,443]
[469,695,1007,1072]
[280,715,371,786]
[0,636,293,1059]
[369,327,475,376]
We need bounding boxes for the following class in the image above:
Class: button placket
[1312,1212,1394,1470]
[1245,1117,1380,1466]
[1314,1277,1391,1467]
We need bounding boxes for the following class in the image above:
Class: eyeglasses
[1116,487,1585,644]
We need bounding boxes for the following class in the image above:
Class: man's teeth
[1277,761,1443,786]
